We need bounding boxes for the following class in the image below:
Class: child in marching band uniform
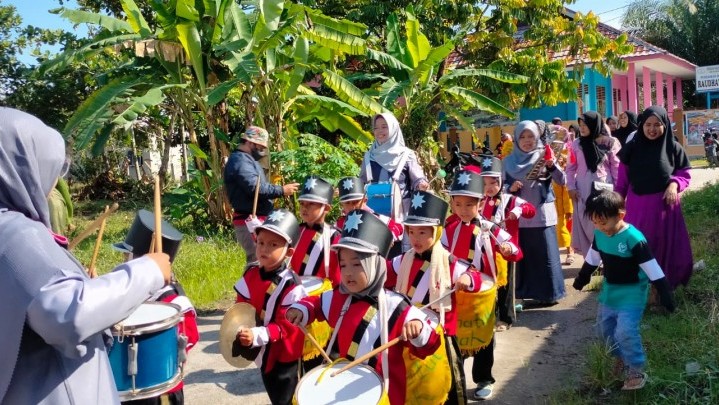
[440,169,518,401]
[387,191,482,405]
[287,210,441,405]
[113,210,199,405]
[334,176,404,256]
[476,156,536,328]
[290,176,341,286]
[234,209,307,405]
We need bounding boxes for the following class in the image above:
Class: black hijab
[618,106,690,195]
[578,111,609,173]
[614,110,638,146]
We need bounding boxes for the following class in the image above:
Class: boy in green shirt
[573,190,675,390]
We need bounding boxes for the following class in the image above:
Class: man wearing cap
[224,126,299,264]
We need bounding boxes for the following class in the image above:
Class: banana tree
[365,9,529,151]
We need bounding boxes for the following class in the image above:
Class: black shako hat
[113,209,183,262]
[298,176,334,205]
[337,176,365,202]
[255,209,301,247]
[331,209,393,258]
[404,191,449,227]
[449,170,484,198]
[478,154,502,178]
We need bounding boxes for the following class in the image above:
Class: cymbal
[219,302,261,368]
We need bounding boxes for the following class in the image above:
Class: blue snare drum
[109,302,183,400]
[366,182,396,217]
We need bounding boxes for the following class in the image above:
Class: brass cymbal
[219,302,261,368]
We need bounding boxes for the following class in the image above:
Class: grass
[550,182,719,404]
[69,199,246,311]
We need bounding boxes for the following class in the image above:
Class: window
[596,85,606,116]
[577,84,589,115]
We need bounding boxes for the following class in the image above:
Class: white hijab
[367,113,410,174]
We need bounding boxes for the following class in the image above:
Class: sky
[6,0,632,64]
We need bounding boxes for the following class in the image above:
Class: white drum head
[296,362,383,404]
[301,276,324,294]
[115,302,181,335]
[479,272,495,292]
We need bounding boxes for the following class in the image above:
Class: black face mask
[250,144,266,161]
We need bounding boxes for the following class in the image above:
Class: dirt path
[182,167,718,404]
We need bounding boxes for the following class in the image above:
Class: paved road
[183,167,717,404]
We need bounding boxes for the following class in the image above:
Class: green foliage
[70,200,244,309]
[165,168,229,235]
[272,134,365,221]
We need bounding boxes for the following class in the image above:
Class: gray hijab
[503,120,543,179]
[0,107,65,226]
[338,249,387,299]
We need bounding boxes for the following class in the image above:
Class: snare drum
[294,361,389,405]
[456,272,497,355]
[108,302,183,401]
[300,276,333,361]
[403,308,451,404]
[366,182,400,218]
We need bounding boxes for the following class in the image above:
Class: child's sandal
[495,321,510,332]
[621,371,647,390]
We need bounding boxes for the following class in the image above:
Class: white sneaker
[473,383,494,400]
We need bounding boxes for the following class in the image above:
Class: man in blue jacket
[224,126,299,264]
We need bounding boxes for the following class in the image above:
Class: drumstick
[299,325,332,364]
[87,205,110,278]
[251,176,260,217]
[68,203,119,250]
[331,288,459,378]
[419,287,458,311]
[153,175,162,253]
[330,337,402,378]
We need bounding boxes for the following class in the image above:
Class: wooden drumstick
[330,337,401,378]
[331,287,458,378]
[153,175,162,253]
[68,203,119,250]
[251,176,260,217]
[299,325,332,364]
[87,205,110,278]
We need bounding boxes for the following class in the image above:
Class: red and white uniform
[442,216,519,273]
[152,283,199,394]
[289,223,341,286]
[291,289,440,405]
[386,251,483,336]
[335,208,403,242]
[234,264,307,373]
[479,194,536,261]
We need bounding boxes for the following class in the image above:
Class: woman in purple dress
[615,106,693,289]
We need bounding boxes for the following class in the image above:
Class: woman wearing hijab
[614,110,639,147]
[360,113,430,221]
[503,121,567,305]
[286,210,440,405]
[616,106,693,289]
[0,108,172,404]
[566,111,621,256]
[606,115,620,134]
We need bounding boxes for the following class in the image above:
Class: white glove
[479,219,493,232]
[245,216,263,234]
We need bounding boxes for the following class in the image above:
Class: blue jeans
[596,303,646,371]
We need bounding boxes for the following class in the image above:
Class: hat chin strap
[309,205,327,225]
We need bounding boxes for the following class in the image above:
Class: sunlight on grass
[70,200,246,310]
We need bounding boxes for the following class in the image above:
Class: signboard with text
[696,65,719,93]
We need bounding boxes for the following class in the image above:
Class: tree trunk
[158,113,175,188]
